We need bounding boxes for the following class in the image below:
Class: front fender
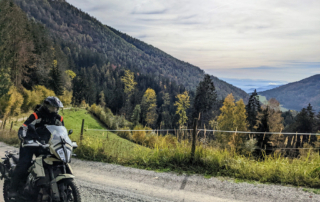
[55,174,75,182]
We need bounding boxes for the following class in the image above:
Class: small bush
[0,129,20,146]
[144,134,157,148]
[117,127,132,140]
[132,125,146,144]
[88,105,131,130]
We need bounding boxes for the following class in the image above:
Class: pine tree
[131,105,141,126]
[246,89,261,131]
[254,98,284,152]
[0,0,35,87]
[316,111,320,132]
[294,105,315,133]
[292,104,317,147]
[306,103,316,132]
[49,64,64,96]
[160,92,172,129]
[193,74,217,122]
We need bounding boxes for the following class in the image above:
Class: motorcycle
[0,125,81,202]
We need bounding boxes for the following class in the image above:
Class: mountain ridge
[259,74,320,111]
[13,0,249,101]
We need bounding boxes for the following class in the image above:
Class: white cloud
[67,0,320,81]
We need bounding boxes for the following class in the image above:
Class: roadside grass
[303,188,320,194]
[1,108,320,190]
[0,129,20,146]
[61,108,149,162]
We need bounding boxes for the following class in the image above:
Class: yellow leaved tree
[216,94,249,151]
[21,85,56,112]
[4,86,24,118]
[121,70,137,97]
[141,88,157,127]
[174,91,190,128]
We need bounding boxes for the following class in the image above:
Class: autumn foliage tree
[121,70,137,118]
[141,88,157,127]
[216,94,249,151]
[174,91,190,128]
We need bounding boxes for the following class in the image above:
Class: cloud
[67,0,320,82]
[131,9,168,15]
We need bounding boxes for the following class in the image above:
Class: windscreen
[46,125,72,146]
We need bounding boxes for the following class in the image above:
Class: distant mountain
[259,74,320,111]
[13,0,248,102]
[248,84,283,93]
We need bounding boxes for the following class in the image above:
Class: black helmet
[43,96,64,114]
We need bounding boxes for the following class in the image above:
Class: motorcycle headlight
[56,148,66,162]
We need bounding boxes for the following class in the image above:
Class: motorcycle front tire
[58,179,81,202]
[3,179,13,202]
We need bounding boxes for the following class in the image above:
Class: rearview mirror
[68,130,73,135]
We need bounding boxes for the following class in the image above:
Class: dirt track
[0,142,319,202]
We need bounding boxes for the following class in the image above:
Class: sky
[67,0,320,86]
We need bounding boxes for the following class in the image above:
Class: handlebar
[22,140,78,149]
[22,140,49,149]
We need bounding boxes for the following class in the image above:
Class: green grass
[303,188,320,194]
[61,108,149,162]
[2,108,320,190]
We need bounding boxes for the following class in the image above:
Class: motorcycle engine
[23,173,38,196]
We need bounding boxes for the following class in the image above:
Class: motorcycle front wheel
[3,179,12,202]
[58,179,81,202]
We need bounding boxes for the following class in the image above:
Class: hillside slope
[13,0,248,101]
[259,74,320,111]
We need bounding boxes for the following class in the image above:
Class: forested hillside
[0,0,187,130]
[0,0,249,131]
[259,74,320,111]
[12,0,248,101]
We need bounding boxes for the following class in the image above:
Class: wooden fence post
[3,119,7,130]
[80,119,85,144]
[191,118,198,162]
[10,122,13,132]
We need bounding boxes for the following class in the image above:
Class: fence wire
[86,128,320,136]
[83,128,320,151]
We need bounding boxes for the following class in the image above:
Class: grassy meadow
[1,108,320,189]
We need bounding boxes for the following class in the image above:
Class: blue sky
[67,0,320,83]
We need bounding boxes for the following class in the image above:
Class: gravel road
[0,142,319,202]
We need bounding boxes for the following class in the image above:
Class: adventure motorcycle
[0,125,81,202]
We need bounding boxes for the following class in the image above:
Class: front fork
[49,163,75,201]
[49,167,61,201]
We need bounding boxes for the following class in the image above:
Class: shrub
[132,125,146,144]
[145,134,157,148]
[117,127,132,140]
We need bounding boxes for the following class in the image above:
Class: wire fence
[84,128,320,151]
[86,128,320,136]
